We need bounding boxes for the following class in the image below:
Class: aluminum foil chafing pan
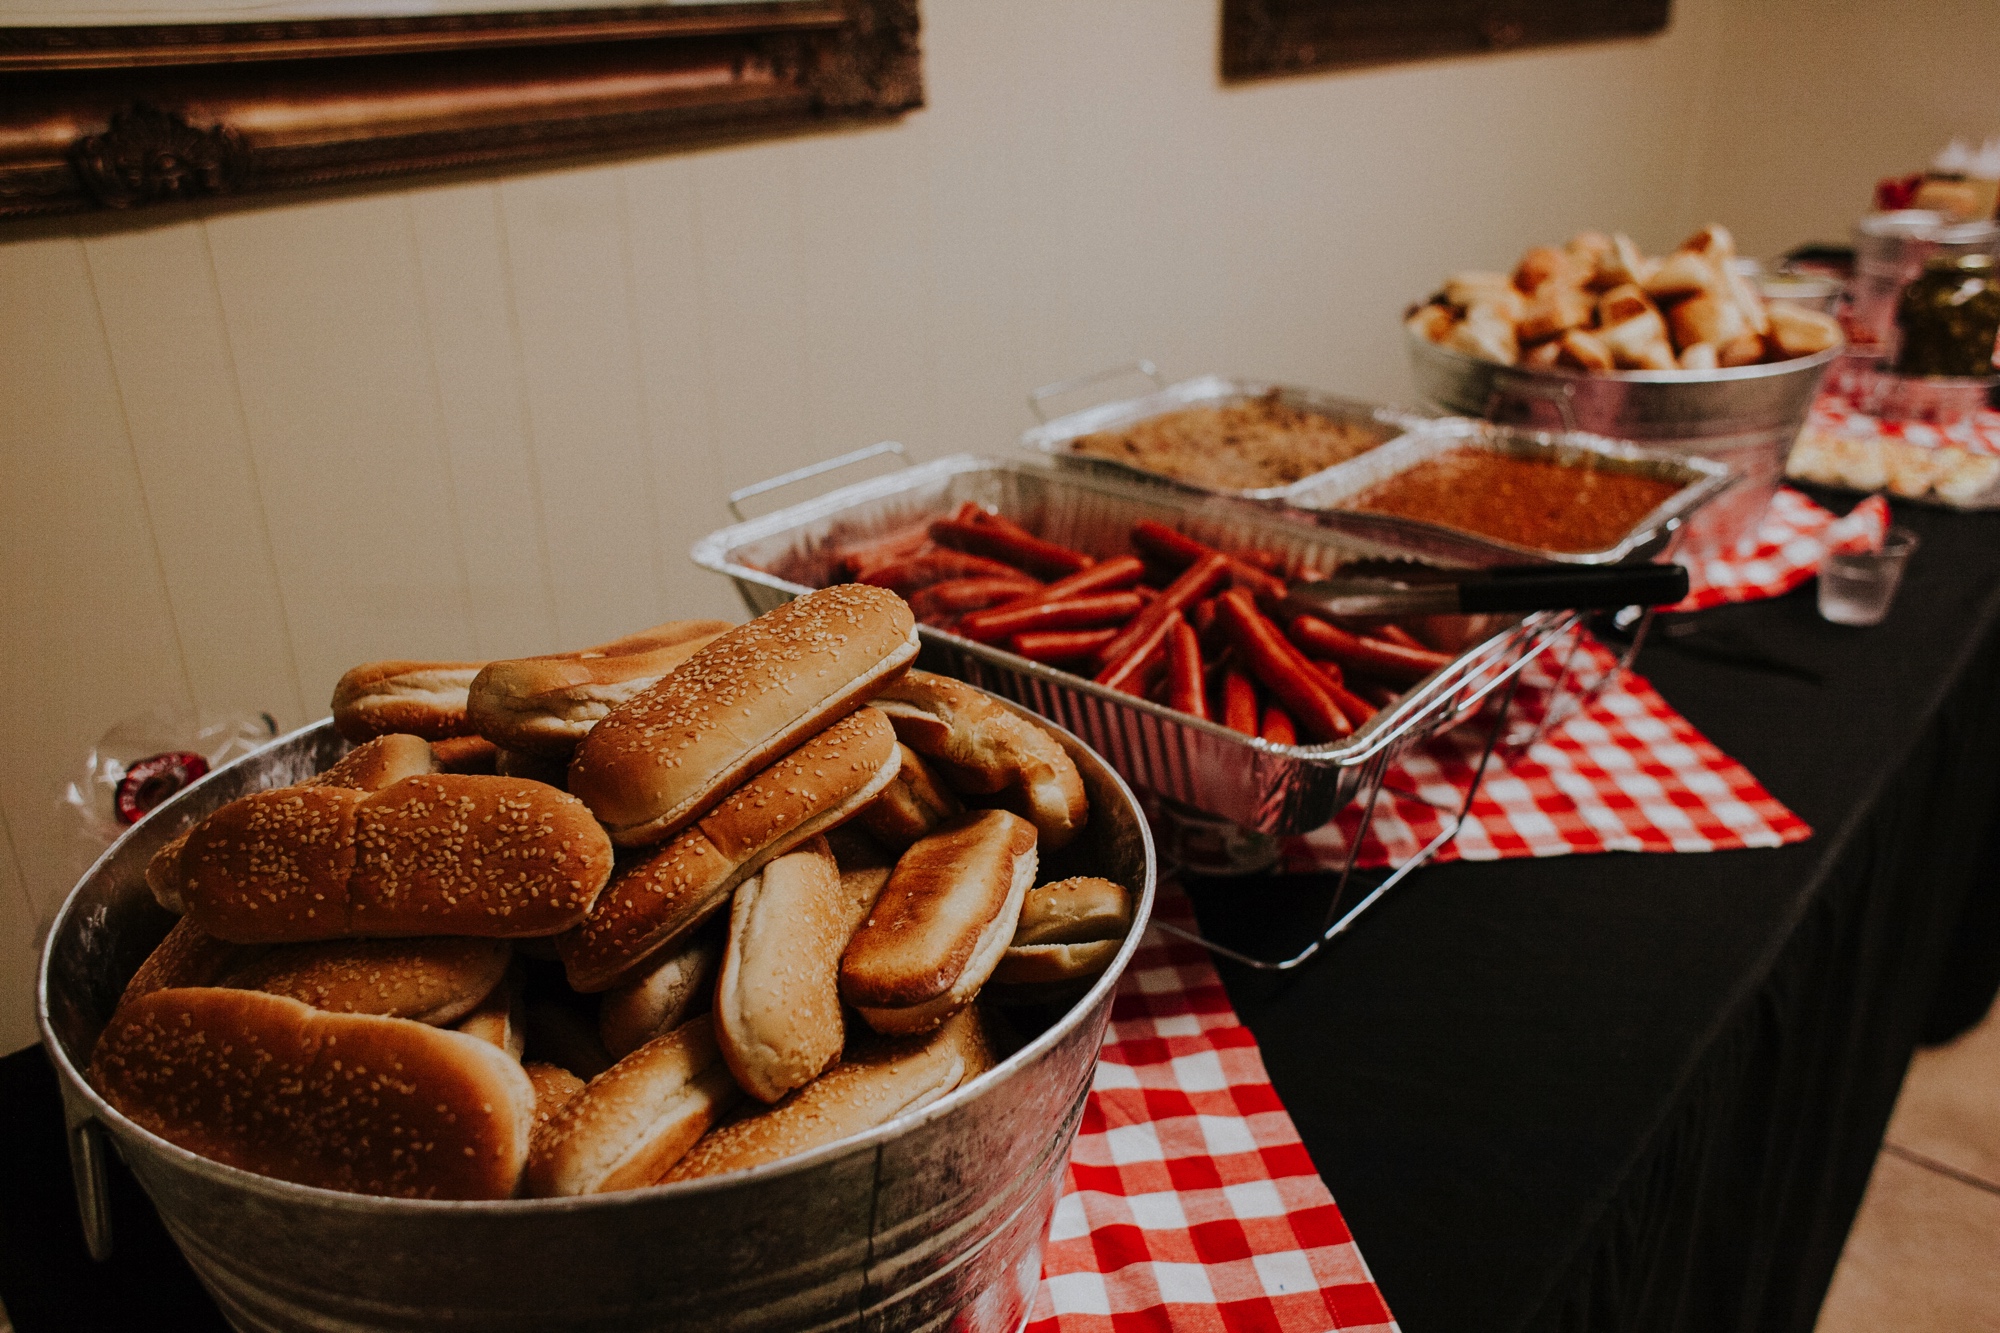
[693,454,1586,836]
[40,713,1155,1333]
[1287,417,1736,567]
[1020,373,1426,502]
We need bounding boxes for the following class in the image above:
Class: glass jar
[1893,252,2000,378]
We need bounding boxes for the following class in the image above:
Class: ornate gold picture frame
[0,1,921,220]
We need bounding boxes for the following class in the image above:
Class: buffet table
[3,494,1997,1333]
[1192,492,2000,1333]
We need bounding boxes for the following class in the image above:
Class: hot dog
[1216,590,1352,742]
[930,515,1094,580]
[957,591,1145,645]
[1288,615,1454,685]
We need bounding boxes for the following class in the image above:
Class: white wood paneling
[0,230,196,922]
[687,143,814,494]
[205,195,480,708]
[81,218,307,730]
[0,809,40,1055]
[498,167,672,647]
[794,126,943,465]
[408,184,563,659]
[620,157,744,624]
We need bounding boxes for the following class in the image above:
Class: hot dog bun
[331,661,485,742]
[559,707,901,993]
[840,809,1037,1035]
[870,671,1087,850]
[90,987,534,1200]
[858,744,963,849]
[179,775,613,943]
[662,1006,994,1183]
[455,965,526,1058]
[219,936,512,1026]
[144,733,441,915]
[523,1015,739,1196]
[117,915,268,1014]
[429,735,499,774]
[989,876,1134,996]
[568,586,917,847]
[525,1062,586,1133]
[715,838,846,1103]
[597,932,718,1059]
[468,620,732,759]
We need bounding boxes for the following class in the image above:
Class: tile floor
[1816,998,2000,1332]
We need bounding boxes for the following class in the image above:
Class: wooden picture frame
[0,1,921,221]
[1221,0,1670,82]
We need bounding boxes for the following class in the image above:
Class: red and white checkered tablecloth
[1812,395,2000,456]
[1285,636,1811,874]
[1029,885,1398,1333]
[1674,486,1889,611]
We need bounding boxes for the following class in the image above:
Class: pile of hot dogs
[839,503,1458,745]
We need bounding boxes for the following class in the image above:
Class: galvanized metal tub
[1406,328,1840,555]
[39,715,1156,1333]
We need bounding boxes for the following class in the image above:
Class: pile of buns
[1407,225,1843,373]
[1787,427,2000,507]
[92,587,1136,1201]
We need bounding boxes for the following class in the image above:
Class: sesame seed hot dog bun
[218,936,513,1026]
[662,1006,995,1183]
[568,586,918,848]
[145,733,442,915]
[332,661,486,742]
[177,774,613,943]
[90,987,535,1200]
[857,744,963,849]
[715,837,847,1103]
[870,671,1087,851]
[597,932,719,1060]
[523,1015,740,1197]
[839,809,1038,1035]
[558,707,901,993]
[467,619,732,759]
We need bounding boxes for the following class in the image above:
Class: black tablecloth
[1191,493,2000,1333]
[5,496,1997,1333]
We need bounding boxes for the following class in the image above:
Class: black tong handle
[1457,563,1689,614]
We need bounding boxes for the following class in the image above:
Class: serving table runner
[1029,887,1398,1332]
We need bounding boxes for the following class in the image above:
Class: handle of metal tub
[726,441,907,521]
[1027,360,1165,423]
[60,1093,115,1260]
[1484,375,1580,433]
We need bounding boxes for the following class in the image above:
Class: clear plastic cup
[1818,527,1919,626]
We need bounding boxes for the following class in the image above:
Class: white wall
[1,0,1991,1053]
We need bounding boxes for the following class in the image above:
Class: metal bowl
[39,714,1156,1333]
[1406,328,1840,555]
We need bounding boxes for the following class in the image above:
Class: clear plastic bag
[56,707,279,879]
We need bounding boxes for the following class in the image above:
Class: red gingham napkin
[1674,486,1889,611]
[1284,636,1810,873]
[1029,886,1398,1332]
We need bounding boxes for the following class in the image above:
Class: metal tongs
[1285,562,1690,619]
